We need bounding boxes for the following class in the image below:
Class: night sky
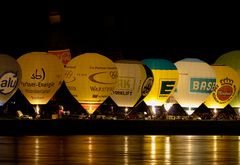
[1,2,240,64]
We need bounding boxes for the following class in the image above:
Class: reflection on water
[0,135,240,164]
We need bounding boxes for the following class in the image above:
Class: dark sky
[1,2,240,64]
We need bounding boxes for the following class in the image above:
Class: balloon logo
[142,59,179,107]
[204,65,240,109]
[17,52,64,105]
[64,53,118,115]
[173,58,216,114]
[110,60,153,108]
[215,50,240,108]
[0,54,22,106]
[48,49,71,66]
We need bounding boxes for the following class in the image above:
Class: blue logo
[0,72,18,94]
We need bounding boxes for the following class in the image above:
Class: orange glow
[81,103,100,115]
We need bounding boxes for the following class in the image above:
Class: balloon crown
[220,77,234,86]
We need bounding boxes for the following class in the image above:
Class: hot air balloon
[64,53,118,115]
[215,50,240,108]
[0,54,22,106]
[110,60,153,113]
[173,58,216,115]
[204,65,240,109]
[17,52,65,106]
[142,59,179,113]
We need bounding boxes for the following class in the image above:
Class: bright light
[124,136,129,165]
[214,108,218,114]
[185,107,194,115]
[81,103,99,115]
[88,137,93,163]
[151,105,156,115]
[237,108,240,115]
[151,136,156,160]
[146,100,159,107]
[125,107,128,113]
[164,136,171,163]
[164,103,173,111]
[35,105,40,114]
[88,105,95,115]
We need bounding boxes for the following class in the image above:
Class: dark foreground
[1,119,240,136]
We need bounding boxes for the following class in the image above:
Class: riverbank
[0,119,240,136]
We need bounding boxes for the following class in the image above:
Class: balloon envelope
[110,60,153,108]
[0,54,22,106]
[64,53,118,115]
[204,65,240,109]
[142,59,179,106]
[215,50,240,107]
[17,52,64,105]
[173,58,216,108]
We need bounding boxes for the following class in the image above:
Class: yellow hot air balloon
[110,60,153,109]
[64,53,118,115]
[0,54,22,106]
[17,52,64,105]
[215,50,240,108]
[142,59,179,108]
[173,58,216,115]
[204,65,240,109]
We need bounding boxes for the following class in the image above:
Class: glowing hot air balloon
[64,53,118,115]
[17,52,65,105]
[204,65,240,109]
[110,60,153,111]
[215,50,240,108]
[142,59,179,112]
[0,54,22,106]
[173,58,216,115]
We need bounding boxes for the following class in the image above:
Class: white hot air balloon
[0,54,22,106]
[173,58,216,115]
[110,60,153,112]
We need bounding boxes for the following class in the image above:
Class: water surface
[0,135,239,164]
